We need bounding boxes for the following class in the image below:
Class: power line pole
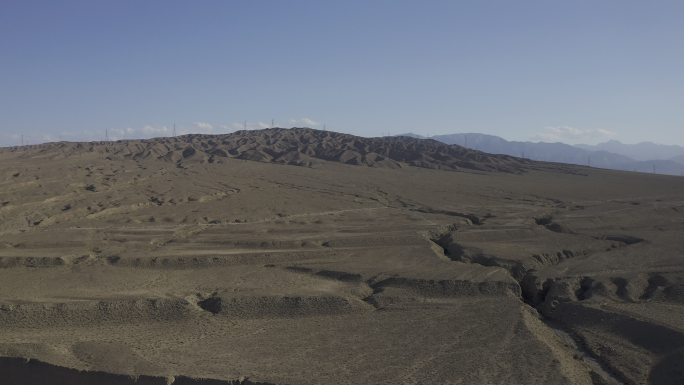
[105,128,109,141]
[243,121,247,131]
[20,134,24,146]
[271,119,274,128]
[173,122,176,137]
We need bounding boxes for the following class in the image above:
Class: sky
[1,0,683,146]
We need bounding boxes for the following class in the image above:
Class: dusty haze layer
[1,128,683,385]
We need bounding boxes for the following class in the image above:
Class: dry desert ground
[0,128,683,385]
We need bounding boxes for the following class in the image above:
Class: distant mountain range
[398,133,684,176]
[576,140,684,161]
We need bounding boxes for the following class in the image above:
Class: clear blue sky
[1,0,683,146]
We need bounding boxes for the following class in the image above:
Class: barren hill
[3,127,530,173]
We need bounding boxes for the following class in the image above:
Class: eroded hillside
[1,129,683,384]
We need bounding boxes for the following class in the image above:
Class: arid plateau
[1,128,683,385]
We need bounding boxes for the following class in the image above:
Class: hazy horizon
[2,125,682,150]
